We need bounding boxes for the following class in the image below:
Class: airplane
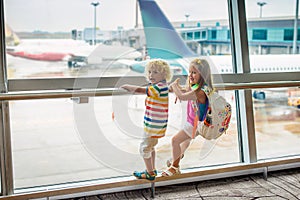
[5,23,141,66]
[5,23,81,62]
[120,0,300,76]
[6,48,74,62]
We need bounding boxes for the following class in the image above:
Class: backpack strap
[191,84,212,139]
[202,84,214,97]
[191,102,199,139]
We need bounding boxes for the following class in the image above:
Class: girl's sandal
[166,154,184,167]
[161,166,181,177]
[133,170,156,181]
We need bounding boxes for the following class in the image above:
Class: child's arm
[171,83,196,101]
[169,78,187,93]
[170,79,206,102]
[120,84,146,94]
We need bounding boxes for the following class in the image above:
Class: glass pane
[4,0,232,79]
[10,90,239,189]
[253,87,300,159]
[245,0,300,73]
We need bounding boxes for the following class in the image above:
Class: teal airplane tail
[138,0,196,59]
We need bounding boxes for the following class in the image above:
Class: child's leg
[180,139,190,155]
[166,139,190,167]
[162,130,190,176]
[171,130,191,168]
[134,137,158,180]
[151,150,156,171]
[143,150,156,175]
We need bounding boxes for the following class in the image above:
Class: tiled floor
[67,168,300,200]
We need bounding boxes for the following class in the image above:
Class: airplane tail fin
[5,23,20,46]
[138,0,196,59]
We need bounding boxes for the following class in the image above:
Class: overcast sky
[4,0,298,32]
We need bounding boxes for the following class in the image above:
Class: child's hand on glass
[170,78,180,89]
[120,84,131,91]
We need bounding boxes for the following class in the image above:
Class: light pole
[135,0,138,28]
[257,2,267,18]
[91,2,100,45]
[293,0,299,54]
[185,13,190,22]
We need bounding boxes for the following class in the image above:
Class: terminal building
[125,17,300,56]
[68,17,300,57]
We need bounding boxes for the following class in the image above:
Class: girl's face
[189,65,201,85]
[148,65,165,84]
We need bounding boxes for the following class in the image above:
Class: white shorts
[139,137,158,159]
[183,122,202,138]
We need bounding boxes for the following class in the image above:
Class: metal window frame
[0,0,13,196]
[0,0,300,198]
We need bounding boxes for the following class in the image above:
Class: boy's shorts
[140,136,158,159]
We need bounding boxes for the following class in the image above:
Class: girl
[121,59,172,180]
[162,58,214,176]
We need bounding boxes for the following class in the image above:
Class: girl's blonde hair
[145,59,173,82]
[189,58,214,90]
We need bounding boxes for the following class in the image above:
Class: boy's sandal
[133,170,157,181]
[166,154,184,167]
[161,166,181,177]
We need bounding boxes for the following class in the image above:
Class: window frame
[1,0,300,198]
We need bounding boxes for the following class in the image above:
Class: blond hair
[145,59,173,82]
[189,58,214,90]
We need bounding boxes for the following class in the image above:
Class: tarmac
[66,168,300,200]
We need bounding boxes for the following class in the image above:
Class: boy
[121,59,172,180]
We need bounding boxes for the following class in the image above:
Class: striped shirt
[144,80,169,138]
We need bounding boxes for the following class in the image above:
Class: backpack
[193,87,232,140]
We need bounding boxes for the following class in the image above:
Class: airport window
[211,30,217,39]
[253,87,300,160]
[181,32,186,40]
[3,0,237,191]
[202,31,206,39]
[194,31,200,39]
[284,29,294,41]
[245,0,300,72]
[252,29,267,40]
[187,32,193,40]
[2,0,300,199]
[9,93,240,189]
[284,29,300,41]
